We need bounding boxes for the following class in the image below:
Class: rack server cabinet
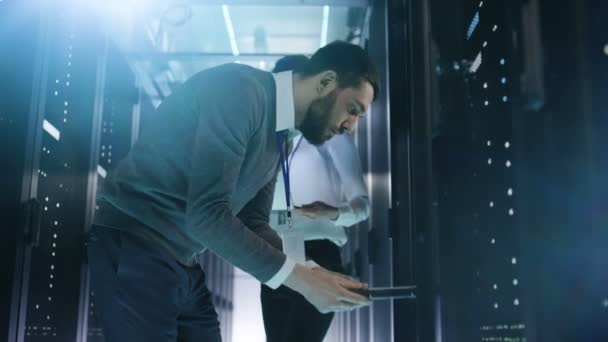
[364,1,399,341]
[1,1,45,340]
[388,0,608,341]
[1,3,107,341]
[328,1,398,341]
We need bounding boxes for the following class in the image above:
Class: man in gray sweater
[87,41,378,341]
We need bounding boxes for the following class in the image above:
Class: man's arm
[186,68,286,284]
[237,177,297,289]
[237,177,282,250]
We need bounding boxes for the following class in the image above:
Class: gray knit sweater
[94,63,285,282]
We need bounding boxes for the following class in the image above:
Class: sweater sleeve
[237,177,296,289]
[185,69,286,283]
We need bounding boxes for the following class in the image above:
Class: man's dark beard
[299,90,338,146]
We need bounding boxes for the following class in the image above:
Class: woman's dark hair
[272,55,309,73]
[274,41,379,100]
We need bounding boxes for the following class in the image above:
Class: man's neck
[292,74,312,129]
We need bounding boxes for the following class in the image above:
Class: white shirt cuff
[334,205,354,227]
[264,257,297,289]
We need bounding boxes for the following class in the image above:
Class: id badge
[280,229,305,264]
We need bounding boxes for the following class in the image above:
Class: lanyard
[276,132,304,230]
[277,131,292,230]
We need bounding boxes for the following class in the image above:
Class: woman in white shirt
[261,55,371,342]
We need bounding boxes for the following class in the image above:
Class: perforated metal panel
[464,1,525,340]
[432,0,526,341]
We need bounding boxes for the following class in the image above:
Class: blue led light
[467,12,480,40]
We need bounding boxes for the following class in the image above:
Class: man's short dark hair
[273,55,309,73]
[298,41,379,100]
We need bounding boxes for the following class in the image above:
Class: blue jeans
[87,225,221,342]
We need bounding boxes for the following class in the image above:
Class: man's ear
[317,71,337,95]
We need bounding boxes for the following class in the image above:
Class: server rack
[387,0,608,341]
[1,3,106,341]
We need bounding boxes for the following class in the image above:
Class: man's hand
[295,201,339,221]
[283,263,370,313]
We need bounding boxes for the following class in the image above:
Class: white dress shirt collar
[273,71,296,133]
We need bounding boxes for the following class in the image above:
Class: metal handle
[23,198,42,247]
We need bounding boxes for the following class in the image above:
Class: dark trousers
[87,225,221,342]
[261,240,343,342]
